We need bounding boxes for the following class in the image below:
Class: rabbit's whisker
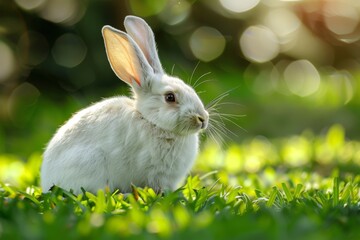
[193,72,212,89]
[203,87,246,146]
[194,79,215,90]
[171,64,176,76]
[189,61,200,85]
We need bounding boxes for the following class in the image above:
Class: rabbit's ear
[102,25,152,86]
[124,16,164,74]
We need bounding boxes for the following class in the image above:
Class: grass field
[1,125,359,240]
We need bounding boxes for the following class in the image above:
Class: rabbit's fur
[41,16,208,194]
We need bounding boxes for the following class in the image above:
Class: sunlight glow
[224,146,242,173]
[244,155,261,173]
[282,136,311,167]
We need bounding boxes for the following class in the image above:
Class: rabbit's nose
[197,116,207,129]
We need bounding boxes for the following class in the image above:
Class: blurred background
[1,0,360,157]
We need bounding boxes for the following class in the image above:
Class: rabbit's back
[41,96,136,192]
[41,96,198,193]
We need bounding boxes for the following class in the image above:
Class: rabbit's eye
[165,92,176,103]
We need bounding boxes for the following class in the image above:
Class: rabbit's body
[41,16,208,194]
[42,96,198,194]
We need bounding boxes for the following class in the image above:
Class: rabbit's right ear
[102,25,152,86]
[124,16,164,74]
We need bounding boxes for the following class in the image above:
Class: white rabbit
[41,15,209,194]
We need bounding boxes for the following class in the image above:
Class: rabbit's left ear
[124,16,164,74]
[102,26,152,87]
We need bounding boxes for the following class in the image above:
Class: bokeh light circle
[189,26,226,62]
[159,0,191,25]
[51,33,87,68]
[324,1,359,36]
[219,0,260,13]
[240,25,280,63]
[264,8,301,42]
[39,0,85,25]
[0,41,16,82]
[284,60,321,97]
[14,0,46,11]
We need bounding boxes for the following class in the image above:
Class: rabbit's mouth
[174,115,208,135]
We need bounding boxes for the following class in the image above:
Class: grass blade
[266,187,278,207]
[333,177,339,207]
[293,184,303,199]
[282,183,293,202]
[340,182,351,205]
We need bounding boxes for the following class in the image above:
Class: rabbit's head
[102,16,208,135]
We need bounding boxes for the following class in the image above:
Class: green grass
[1,125,359,239]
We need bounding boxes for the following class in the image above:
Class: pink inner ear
[103,27,142,87]
[115,35,142,87]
